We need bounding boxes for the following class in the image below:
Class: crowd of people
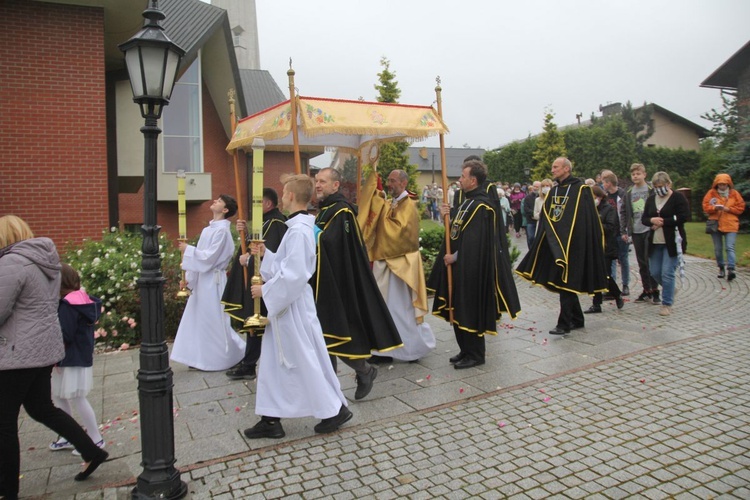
[1,156,744,498]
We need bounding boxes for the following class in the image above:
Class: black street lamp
[118,1,186,499]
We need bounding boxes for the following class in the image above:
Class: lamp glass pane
[163,50,181,100]
[124,49,145,97]
[140,45,167,97]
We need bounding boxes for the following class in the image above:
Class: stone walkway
[16,240,749,499]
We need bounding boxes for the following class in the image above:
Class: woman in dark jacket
[585,186,624,313]
[641,172,689,316]
[0,216,108,500]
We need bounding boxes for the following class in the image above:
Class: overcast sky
[249,0,747,154]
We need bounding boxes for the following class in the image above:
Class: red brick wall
[0,1,108,250]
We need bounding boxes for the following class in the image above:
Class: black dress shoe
[454,358,484,369]
[74,450,109,481]
[354,366,377,400]
[584,305,602,314]
[616,296,624,309]
[226,364,257,380]
[368,355,393,365]
[314,405,353,434]
[449,353,465,364]
[243,418,285,439]
[548,326,570,335]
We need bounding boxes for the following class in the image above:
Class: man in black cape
[311,167,402,400]
[516,157,608,335]
[452,155,511,257]
[428,159,521,369]
[222,188,287,380]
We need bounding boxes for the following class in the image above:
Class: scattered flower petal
[416,378,424,383]
[498,422,506,428]
[235,407,241,412]
[543,396,551,402]
[459,388,464,394]
[640,379,646,383]
[426,375,431,380]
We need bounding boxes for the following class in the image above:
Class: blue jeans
[611,237,630,287]
[711,231,737,269]
[649,245,678,306]
[526,222,537,249]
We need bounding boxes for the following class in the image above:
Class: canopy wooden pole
[288,59,302,174]
[228,89,248,286]
[435,77,453,323]
[357,150,363,202]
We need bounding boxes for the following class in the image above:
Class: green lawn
[421,219,750,268]
[683,222,749,268]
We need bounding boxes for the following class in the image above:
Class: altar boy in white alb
[170,195,245,371]
[243,174,351,439]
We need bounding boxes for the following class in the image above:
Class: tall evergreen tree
[371,57,418,193]
[621,101,655,151]
[702,90,740,152]
[531,111,567,179]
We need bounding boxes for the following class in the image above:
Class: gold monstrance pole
[176,169,190,298]
[243,138,268,330]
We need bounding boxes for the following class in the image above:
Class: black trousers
[240,334,262,368]
[453,325,485,362]
[593,257,623,305]
[0,365,104,498]
[632,232,658,292]
[557,290,584,330]
[330,356,371,377]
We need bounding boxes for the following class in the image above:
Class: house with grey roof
[701,39,750,140]
[407,146,486,187]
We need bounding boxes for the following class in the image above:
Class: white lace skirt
[51,366,93,399]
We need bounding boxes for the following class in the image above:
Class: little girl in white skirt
[49,263,105,455]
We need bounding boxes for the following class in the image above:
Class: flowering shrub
[419,225,445,276]
[62,227,185,349]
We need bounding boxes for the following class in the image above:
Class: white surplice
[372,257,436,361]
[170,219,245,371]
[255,214,346,420]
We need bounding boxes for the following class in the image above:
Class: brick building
[0,0,310,252]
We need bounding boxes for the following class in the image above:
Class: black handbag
[705,219,719,234]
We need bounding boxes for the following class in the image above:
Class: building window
[162,56,202,173]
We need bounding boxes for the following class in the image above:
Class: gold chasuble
[358,173,429,319]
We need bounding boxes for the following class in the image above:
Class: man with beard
[357,169,436,364]
[222,188,287,381]
[428,160,521,369]
[516,157,608,335]
[312,167,402,400]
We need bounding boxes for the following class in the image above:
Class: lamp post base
[132,479,187,500]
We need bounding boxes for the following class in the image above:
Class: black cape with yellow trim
[427,186,521,335]
[453,179,510,256]
[515,175,608,294]
[311,192,402,358]
[221,208,287,330]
